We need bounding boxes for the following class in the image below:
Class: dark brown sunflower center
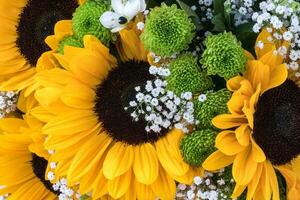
[31,153,58,195]
[94,61,169,145]
[253,79,300,165]
[16,0,78,66]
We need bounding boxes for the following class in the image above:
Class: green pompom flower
[180,129,217,167]
[194,89,231,129]
[57,35,83,54]
[201,32,247,79]
[141,4,195,56]
[167,53,214,95]
[72,0,112,45]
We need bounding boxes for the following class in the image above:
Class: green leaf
[213,0,225,15]
[234,22,258,54]
[176,0,203,30]
[212,13,226,32]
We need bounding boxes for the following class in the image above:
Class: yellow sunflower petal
[83,35,117,65]
[291,155,300,180]
[255,28,276,58]
[238,79,254,96]
[265,161,280,200]
[103,143,134,180]
[61,80,95,109]
[0,118,27,133]
[171,167,203,185]
[67,134,111,184]
[235,124,251,146]
[133,143,159,185]
[276,165,299,200]
[263,63,288,93]
[155,130,189,176]
[215,131,245,156]
[257,162,271,200]
[259,49,283,70]
[107,170,132,199]
[0,68,36,91]
[34,87,62,106]
[30,106,55,123]
[231,184,247,199]
[227,93,250,115]
[119,178,136,200]
[202,150,235,171]
[135,180,156,200]
[151,166,176,200]
[43,110,98,136]
[232,146,257,185]
[246,163,263,200]
[245,60,270,92]
[212,114,247,129]
[242,101,254,129]
[35,68,73,88]
[227,76,244,91]
[250,136,266,163]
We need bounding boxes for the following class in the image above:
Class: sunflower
[0,116,57,200]
[202,30,300,199]
[33,34,200,199]
[0,0,83,93]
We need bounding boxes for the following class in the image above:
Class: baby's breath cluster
[229,0,257,26]
[0,91,17,118]
[176,169,236,200]
[126,66,198,133]
[197,0,214,22]
[252,0,300,72]
[47,161,81,200]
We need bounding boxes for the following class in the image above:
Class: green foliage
[57,35,83,54]
[166,53,214,95]
[180,129,217,166]
[211,0,231,32]
[141,3,196,56]
[201,32,247,79]
[176,0,202,30]
[194,89,231,129]
[72,0,112,45]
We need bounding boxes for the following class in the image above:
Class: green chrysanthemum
[167,53,214,95]
[180,129,217,167]
[201,32,246,79]
[58,35,83,54]
[72,0,112,45]
[141,4,195,56]
[194,89,231,129]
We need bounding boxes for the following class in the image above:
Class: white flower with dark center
[283,31,293,41]
[100,0,146,32]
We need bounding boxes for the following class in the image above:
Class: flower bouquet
[0,0,299,199]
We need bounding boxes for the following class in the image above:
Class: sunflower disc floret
[141,4,195,56]
[58,35,83,54]
[72,0,112,45]
[201,32,247,79]
[194,89,231,129]
[180,129,217,167]
[167,53,214,95]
